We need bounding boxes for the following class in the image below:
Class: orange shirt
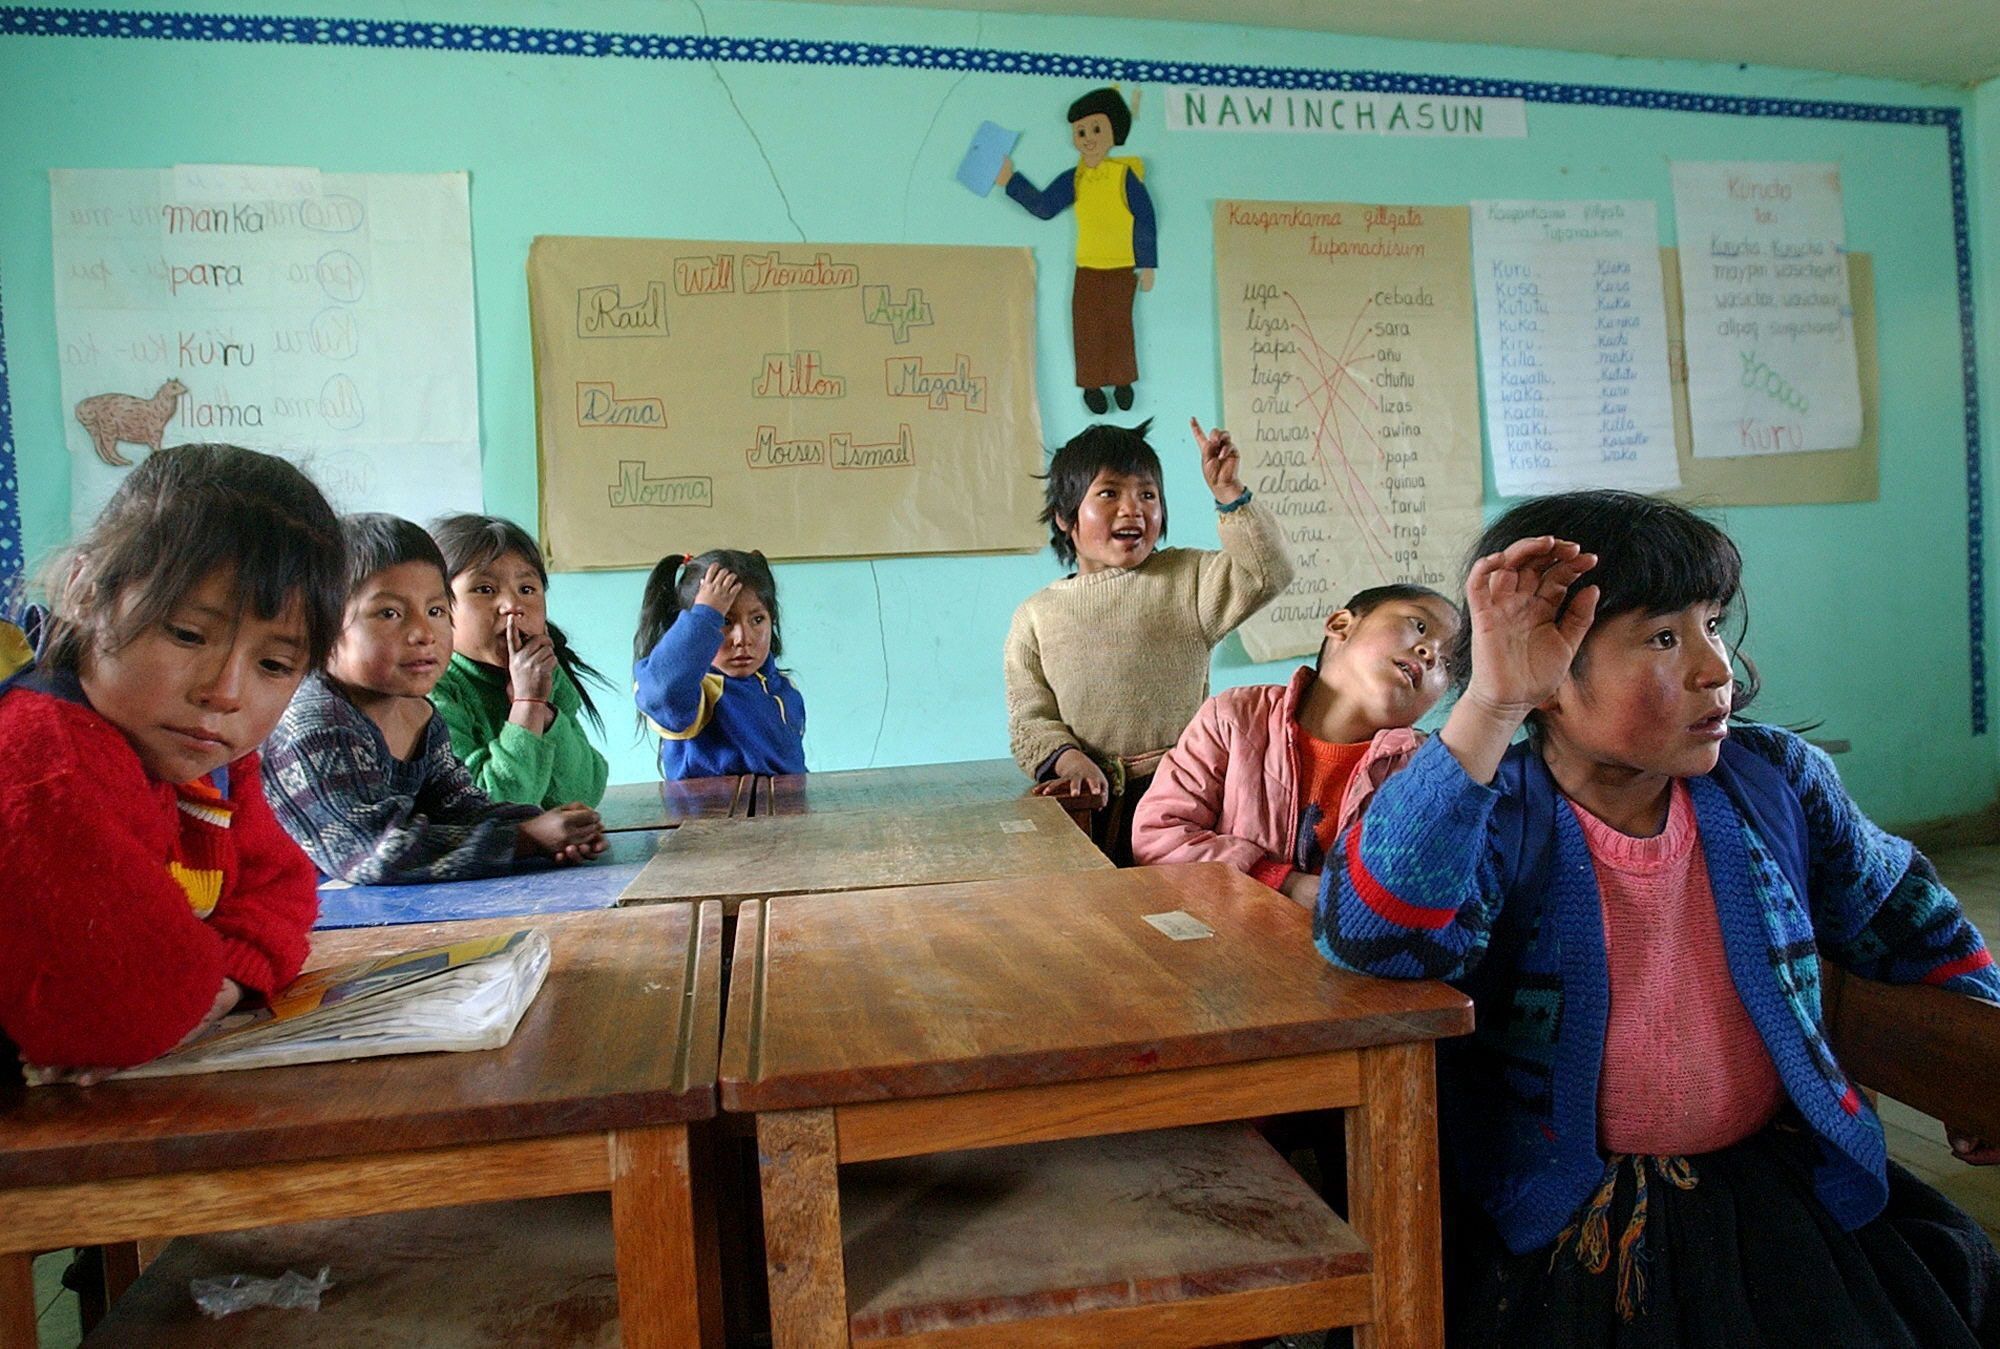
[1294,731,1373,873]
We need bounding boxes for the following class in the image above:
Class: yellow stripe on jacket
[639,672,726,741]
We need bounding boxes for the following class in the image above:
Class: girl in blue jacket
[633,549,805,778]
[1320,489,1998,1345]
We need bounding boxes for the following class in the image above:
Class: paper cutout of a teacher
[997,87,1154,416]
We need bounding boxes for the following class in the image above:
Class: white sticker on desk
[1142,911,1214,940]
[999,819,1039,833]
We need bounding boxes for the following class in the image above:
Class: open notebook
[52,927,553,1083]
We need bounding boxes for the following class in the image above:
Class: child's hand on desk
[519,804,606,863]
[21,1059,114,1087]
[693,564,742,616]
[1032,749,1110,811]
[1190,418,1244,505]
[179,977,243,1046]
[1947,1128,2000,1166]
[22,977,243,1086]
[1280,871,1322,910]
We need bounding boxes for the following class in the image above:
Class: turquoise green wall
[0,1,1986,825]
[1975,76,2000,808]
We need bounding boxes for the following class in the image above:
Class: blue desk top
[313,829,663,929]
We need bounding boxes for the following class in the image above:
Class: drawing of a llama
[74,379,187,467]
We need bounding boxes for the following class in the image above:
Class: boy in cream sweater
[1004,417,1292,862]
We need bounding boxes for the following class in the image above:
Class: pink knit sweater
[1571,781,1785,1155]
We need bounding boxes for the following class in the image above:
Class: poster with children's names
[1670,162,1861,458]
[1471,200,1678,496]
[527,236,1044,569]
[1213,201,1483,664]
[51,168,482,531]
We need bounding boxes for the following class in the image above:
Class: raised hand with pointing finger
[1190,417,1245,506]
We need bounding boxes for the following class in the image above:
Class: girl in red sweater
[0,444,345,1083]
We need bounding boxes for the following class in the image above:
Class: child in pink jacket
[1132,584,1457,906]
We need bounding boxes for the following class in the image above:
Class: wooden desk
[619,795,1109,914]
[314,827,665,929]
[0,905,726,1349]
[599,775,750,832]
[757,759,1027,817]
[721,862,1473,1348]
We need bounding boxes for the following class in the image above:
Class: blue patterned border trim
[0,5,1985,730]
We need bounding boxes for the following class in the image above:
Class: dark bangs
[44,443,344,673]
[431,514,546,586]
[340,514,447,597]
[1038,419,1166,566]
[1449,490,1743,689]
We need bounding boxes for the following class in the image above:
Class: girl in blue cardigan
[1319,490,1998,1344]
[632,549,805,779]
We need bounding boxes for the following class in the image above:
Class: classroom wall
[0,0,1988,825]
[1976,76,2000,802]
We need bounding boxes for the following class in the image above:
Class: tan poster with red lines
[1213,201,1484,663]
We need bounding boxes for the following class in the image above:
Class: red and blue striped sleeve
[1314,735,1509,982]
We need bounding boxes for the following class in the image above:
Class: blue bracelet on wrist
[1215,488,1253,514]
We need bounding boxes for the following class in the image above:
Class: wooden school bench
[618,795,1109,914]
[0,904,726,1349]
[599,774,751,832]
[313,826,667,929]
[720,861,1474,1348]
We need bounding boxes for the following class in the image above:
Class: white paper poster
[52,168,483,529]
[1670,162,1861,458]
[1471,200,1678,496]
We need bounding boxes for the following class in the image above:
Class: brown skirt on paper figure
[1071,266,1139,389]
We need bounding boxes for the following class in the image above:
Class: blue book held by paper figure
[956,121,1021,197]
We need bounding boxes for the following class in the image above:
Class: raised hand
[1190,417,1244,505]
[1462,536,1599,718]
[995,155,1015,188]
[1438,536,1598,784]
[693,563,742,617]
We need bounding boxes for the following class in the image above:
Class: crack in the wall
[689,0,807,243]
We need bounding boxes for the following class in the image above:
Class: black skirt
[1449,1122,1999,1348]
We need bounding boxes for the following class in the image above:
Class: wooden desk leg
[756,1108,849,1349]
[611,1122,723,1348]
[1348,1040,1444,1349]
[1,1251,35,1349]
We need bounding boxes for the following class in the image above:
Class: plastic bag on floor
[189,1266,333,1317]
